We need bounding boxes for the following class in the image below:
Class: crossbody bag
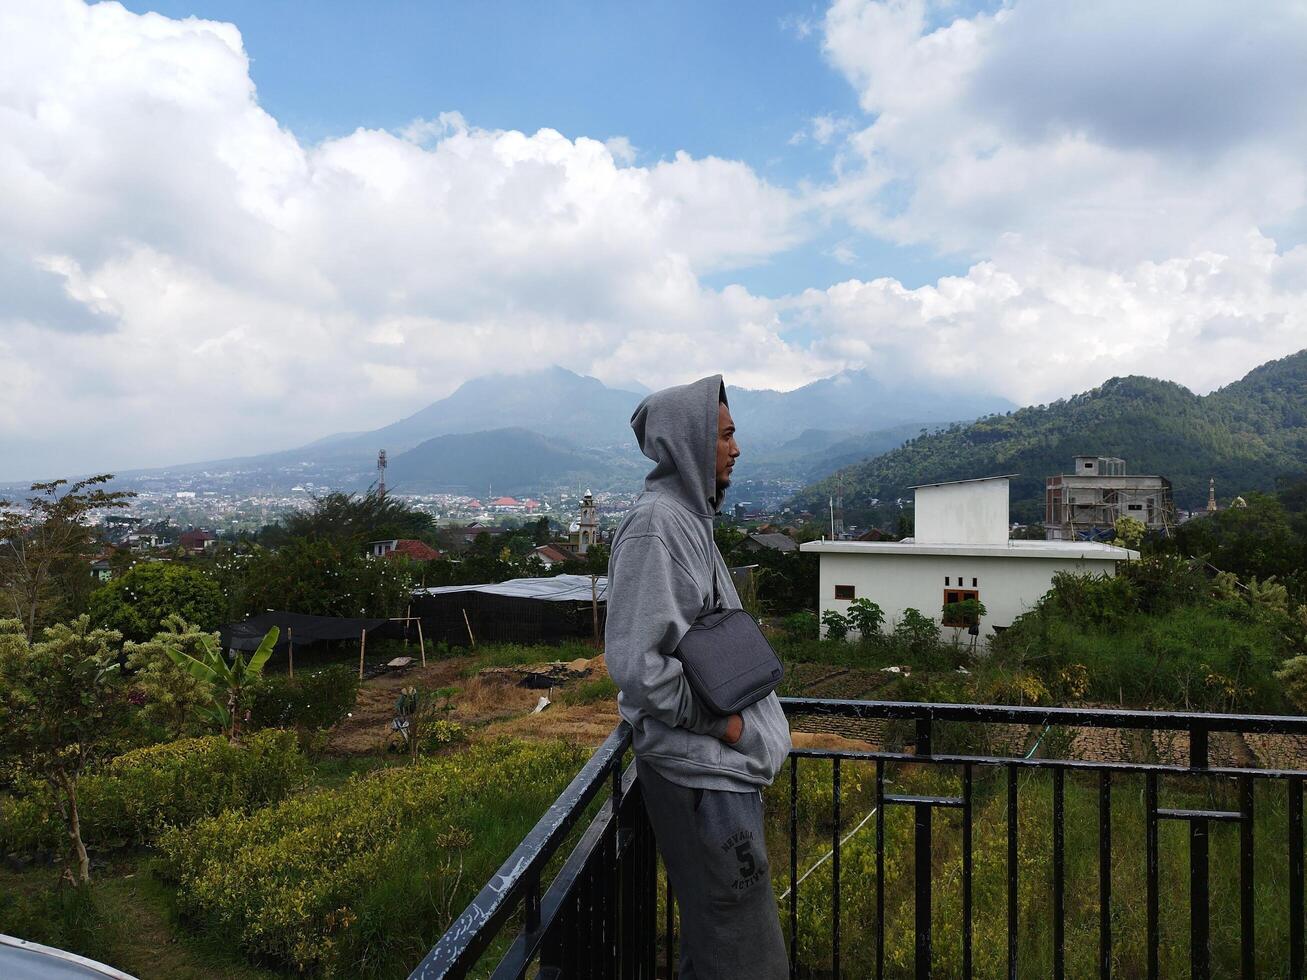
[673,561,784,716]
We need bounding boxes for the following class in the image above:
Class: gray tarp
[413,574,608,603]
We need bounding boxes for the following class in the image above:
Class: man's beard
[716,477,730,497]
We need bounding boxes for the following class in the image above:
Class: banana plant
[165,626,279,742]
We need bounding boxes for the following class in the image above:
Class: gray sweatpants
[638,759,789,980]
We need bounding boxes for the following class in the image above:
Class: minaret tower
[1207,478,1217,514]
[377,450,387,498]
[577,489,598,555]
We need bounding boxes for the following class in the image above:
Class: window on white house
[835,585,855,600]
[942,589,980,627]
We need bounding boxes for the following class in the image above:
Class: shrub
[88,562,223,643]
[125,616,216,740]
[781,610,818,642]
[249,664,360,732]
[0,729,306,855]
[846,598,885,639]
[892,608,938,652]
[160,738,585,975]
[821,609,850,641]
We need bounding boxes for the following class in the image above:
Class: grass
[0,855,278,980]
[556,674,618,706]
[764,757,1301,977]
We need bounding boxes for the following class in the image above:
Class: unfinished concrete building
[1044,456,1173,541]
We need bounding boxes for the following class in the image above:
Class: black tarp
[221,611,390,652]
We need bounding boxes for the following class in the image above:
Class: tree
[262,489,435,549]
[0,476,135,639]
[846,597,886,639]
[125,616,215,739]
[164,627,279,742]
[217,538,414,621]
[821,609,850,641]
[88,561,223,643]
[0,616,131,883]
[1112,516,1146,550]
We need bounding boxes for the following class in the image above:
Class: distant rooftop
[800,538,1138,561]
[908,474,1018,490]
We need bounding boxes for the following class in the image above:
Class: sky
[2,0,1306,478]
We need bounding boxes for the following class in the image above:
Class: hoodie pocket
[636,715,725,769]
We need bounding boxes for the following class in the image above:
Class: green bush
[249,664,360,732]
[88,562,224,643]
[160,738,585,975]
[781,610,818,642]
[846,598,885,638]
[821,609,850,641]
[0,729,306,855]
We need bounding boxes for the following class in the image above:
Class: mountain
[385,428,645,494]
[745,422,938,482]
[790,350,1307,523]
[304,366,646,459]
[726,369,1014,446]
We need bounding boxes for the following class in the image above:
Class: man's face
[716,401,740,495]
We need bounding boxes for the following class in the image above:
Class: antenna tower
[376,450,387,497]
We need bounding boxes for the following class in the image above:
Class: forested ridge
[791,349,1307,524]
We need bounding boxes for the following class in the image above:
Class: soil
[325,654,614,754]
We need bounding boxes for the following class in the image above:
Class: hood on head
[630,375,728,516]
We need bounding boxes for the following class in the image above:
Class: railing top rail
[408,722,632,980]
[781,696,1307,735]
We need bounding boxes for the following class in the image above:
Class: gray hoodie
[605,375,792,791]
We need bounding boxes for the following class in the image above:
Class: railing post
[1238,775,1253,979]
[1190,725,1210,980]
[963,763,973,980]
[1099,770,1111,979]
[790,755,799,979]
[832,757,842,979]
[916,716,933,979]
[1291,775,1304,978]
[1007,766,1018,980]
[1053,766,1064,980]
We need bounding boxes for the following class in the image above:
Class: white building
[800,475,1137,641]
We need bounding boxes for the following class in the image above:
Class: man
[606,374,791,979]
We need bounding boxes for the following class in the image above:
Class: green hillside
[790,350,1307,524]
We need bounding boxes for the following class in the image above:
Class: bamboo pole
[461,608,476,649]
[404,604,411,648]
[287,626,294,678]
[359,627,366,680]
[416,618,426,667]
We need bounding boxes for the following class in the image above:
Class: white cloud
[819,0,1307,261]
[796,0,1307,400]
[795,232,1307,404]
[0,0,813,477]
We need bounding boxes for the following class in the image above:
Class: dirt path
[326,656,616,754]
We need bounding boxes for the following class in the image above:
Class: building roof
[387,539,442,561]
[908,474,1019,490]
[799,538,1138,561]
[415,574,608,602]
[533,544,576,564]
[747,532,798,552]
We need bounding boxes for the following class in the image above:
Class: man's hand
[720,713,743,745]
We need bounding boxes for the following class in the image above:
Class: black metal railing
[411,698,1307,979]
